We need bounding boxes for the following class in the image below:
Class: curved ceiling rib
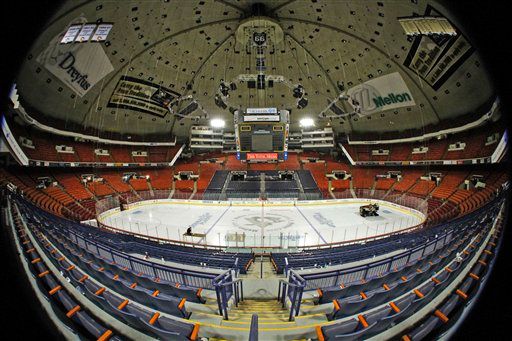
[284,32,354,130]
[278,16,441,121]
[83,18,242,124]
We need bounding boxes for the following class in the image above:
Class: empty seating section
[278,153,300,170]
[102,173,132,193]
[375,177,396,191]
[431,172,467,199]
[225,155,246,170]
[408,180,436,197]
[73,142,96,162]
[58,152,79,162]
[109,146,132,163]
[11,211,123,340]
[351,168,378,189]
[53,173,93,201]
[87,181,115,197]
[316,209,502,341]
[390,144,411,160]
[146,169,173,190]
[17,196,253,273]
[250,163,276,171]
[197,163,222,192]
[303,162,327,194]
[331,179,350,190]
[393,170,423,193]
[174,180,194,192]
[129,178,149,192]
[343,124,503,163]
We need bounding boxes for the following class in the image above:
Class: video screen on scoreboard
[251,134,273,151]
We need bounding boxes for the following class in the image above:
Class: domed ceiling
[14,0,494,140]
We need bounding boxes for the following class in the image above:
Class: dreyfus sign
[36,16,114,97]
[346,72,415,115]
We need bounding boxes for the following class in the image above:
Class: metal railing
[299,230,456,291]
[213,269,243,320]
[277,269,306,321]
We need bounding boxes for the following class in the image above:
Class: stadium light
[300,117,315,128]
[210,118,225,128]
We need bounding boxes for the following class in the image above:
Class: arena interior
[0,1,510,340]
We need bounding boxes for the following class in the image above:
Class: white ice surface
[100,200,424,248]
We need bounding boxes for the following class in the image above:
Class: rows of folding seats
[17,196,254,273]
[278,152,301,170]
[316,210,498,340]
[197,163,222,192]
[72,142,96,162]
[458,172,507,216]
[330,179,350,190]
[109,146,132,163]
[430,172,467,199]
[341,144,358,161]
[101,172,132,193]
[44,186,75,205]
[53,173,93,201]
[325,159,350,173]
[351,168,378,190]
[129,178,149,192]
[174,180,194,192]
[225,154,246,170]
[132,151,149,164]
[175,161,199,173]
[11,209,122,340]
[147,146,167,162]
[146,169,173,190]
[375,177,397,191]
[426,139,448,160]
[4,172,65,217]
[408,180,436,197]
[393,170,422,193]
[31,134,60,161]
[390,144,411,161]
[58,151,80,162]
[402,217,503,340]
[249,162,277,171]
[87,181,115,197]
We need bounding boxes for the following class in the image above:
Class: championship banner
[36,16,114,97]
[107,76,182,117]
[403,6,474,90]
[345,72,416,116]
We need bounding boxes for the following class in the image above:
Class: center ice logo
[232,213,293,233]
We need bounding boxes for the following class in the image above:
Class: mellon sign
[346,72,416,116]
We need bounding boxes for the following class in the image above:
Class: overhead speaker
[247,80,256,89]
[178,101,199,116]
[297,97,308,109]
[257,75,265,89]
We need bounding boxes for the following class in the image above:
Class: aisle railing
[213,269,243,320]
[277,269,306,321]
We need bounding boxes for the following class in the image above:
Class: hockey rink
[99,199,425,248]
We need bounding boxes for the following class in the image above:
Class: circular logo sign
[231,213,294,233]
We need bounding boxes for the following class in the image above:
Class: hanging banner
[107,76,182,117]
[345,72,416,116]
[36,15,114,97]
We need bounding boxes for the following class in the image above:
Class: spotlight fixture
[210,118,225,128]
[300,117,314,128]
